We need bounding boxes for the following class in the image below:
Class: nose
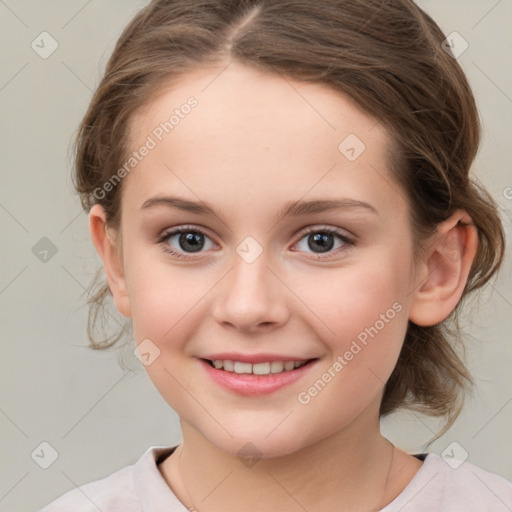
[211,251,290,333]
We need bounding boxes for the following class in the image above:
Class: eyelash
[156,224,355,261]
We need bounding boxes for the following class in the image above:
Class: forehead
[129,62,387,149]
[123,63,403,219]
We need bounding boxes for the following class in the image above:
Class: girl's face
[113,63,420,457]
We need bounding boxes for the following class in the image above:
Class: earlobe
[89,204,132,318]
[409,210,478,326]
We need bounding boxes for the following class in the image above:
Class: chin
[197,419,317,462]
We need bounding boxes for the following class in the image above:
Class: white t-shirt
[39,445,512,511]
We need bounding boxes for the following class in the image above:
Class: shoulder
[436,454,512,509]
[38,463,138,512]
[384,452,512,511]
[38,445,179,512]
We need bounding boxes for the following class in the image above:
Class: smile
[199,357,319,396]
[204,359,312,375]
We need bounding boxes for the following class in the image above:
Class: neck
[159,405,410,511]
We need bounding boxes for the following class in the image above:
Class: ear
[409,210,478,326]
[89,204,131,318]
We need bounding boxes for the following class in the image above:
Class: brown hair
[72,0,505,441]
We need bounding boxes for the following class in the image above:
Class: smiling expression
[109,62,420,457]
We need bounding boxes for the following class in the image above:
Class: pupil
[309,233,334,253]
[179,232,204,252]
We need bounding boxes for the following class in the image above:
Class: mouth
[198,356,319,396]
[201,358,317,375]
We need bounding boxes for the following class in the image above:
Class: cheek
[126,264,208,409]
[305,251,411,339]
[296,253,413,408]
[293,259,411,432]
[124,245,202,341]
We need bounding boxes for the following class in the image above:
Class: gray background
[0,1,511,511]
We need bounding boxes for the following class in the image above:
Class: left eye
[294,228,352,255]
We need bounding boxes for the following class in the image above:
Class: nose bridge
[212,239,289,330]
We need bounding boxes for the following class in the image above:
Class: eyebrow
[140,195,379,219]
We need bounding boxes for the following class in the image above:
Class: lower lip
[199,359,317,396]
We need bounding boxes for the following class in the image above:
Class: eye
[293,226,354,258]
[157,225,215,259]
[157,224,354,261]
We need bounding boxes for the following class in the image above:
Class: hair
[72,0,505,442]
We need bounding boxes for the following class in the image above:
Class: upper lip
[200,353,317,364]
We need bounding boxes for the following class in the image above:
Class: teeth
[233,362,252,374]
[210,359,309,375]
[253,362,270,375]
[270,361,284,373]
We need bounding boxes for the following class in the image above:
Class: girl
[40,0,511,510]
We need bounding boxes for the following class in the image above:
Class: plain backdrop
[0,1,511,511]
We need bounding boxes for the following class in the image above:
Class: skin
[90,63,478,511]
